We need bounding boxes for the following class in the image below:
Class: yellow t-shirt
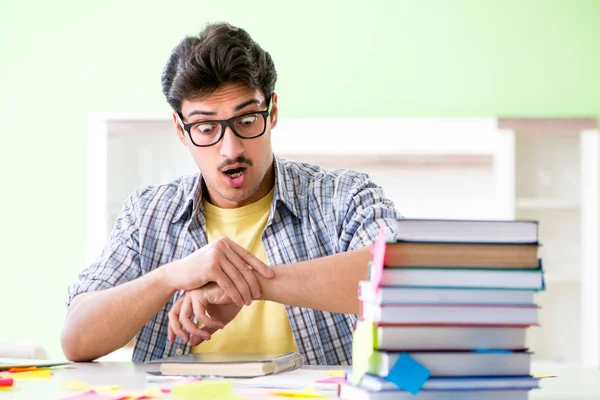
[192,188,299,354]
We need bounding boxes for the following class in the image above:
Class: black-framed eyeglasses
[177,96,273,147]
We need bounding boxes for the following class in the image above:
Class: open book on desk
[147,352,304,378]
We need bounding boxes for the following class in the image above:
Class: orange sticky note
[8,366,37,373]
[0,369,52,379]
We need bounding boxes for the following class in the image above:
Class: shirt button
[175,348,183,356]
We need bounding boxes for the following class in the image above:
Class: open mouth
[223,167,246,179]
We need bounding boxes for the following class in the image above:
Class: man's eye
[193,123,217,135]
[237,115,258,126]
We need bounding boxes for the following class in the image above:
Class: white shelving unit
[497,118,599,367]
[87,114,599,365]
[87,115,513,263]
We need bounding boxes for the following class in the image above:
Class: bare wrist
[156,261,179,295]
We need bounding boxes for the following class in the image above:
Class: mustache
[218,156,253,171]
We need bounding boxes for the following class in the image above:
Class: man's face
[174,82,278,208]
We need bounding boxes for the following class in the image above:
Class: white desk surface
[2,362,600,399]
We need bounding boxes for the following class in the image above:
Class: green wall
[1,0,599,359]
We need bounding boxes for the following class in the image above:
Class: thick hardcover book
[393,219,539,244]
[147,352,304,378]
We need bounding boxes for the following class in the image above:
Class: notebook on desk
[148,352,304,378]
[0,358,71,371]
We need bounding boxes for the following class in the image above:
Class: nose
[219,126,244,159]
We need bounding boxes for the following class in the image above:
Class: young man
[62,23,401,366]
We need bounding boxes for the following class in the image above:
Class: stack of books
[340,219,545,400]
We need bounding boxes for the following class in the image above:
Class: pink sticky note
[60,390,118,400]
[315,377,345,384]
[370,227,387,290]
[0,377,13,387]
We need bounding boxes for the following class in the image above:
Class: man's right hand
[164,236,274,307]
[167,284,242,346]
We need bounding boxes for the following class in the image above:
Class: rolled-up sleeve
[66,190,142,307]
[338,175,402,252]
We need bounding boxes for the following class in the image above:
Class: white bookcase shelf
[516,198,580,210]
[88,114,598,366]
[498,118,599,367]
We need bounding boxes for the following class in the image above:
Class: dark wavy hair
[161,22,277,112]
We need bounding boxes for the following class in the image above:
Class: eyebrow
[187,99,261,118]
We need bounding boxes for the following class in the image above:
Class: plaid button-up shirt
[67,156,401,365]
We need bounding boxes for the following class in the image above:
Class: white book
[369,351,531,377]
[394,219,538,244]
[373,325,527,351]
[378,268,543,290]
[358,280,535,305]
[361,302,539,325]
[339,383,531,400]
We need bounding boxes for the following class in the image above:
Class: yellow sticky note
[351,319,375,385]
[326,370,345,378]
[269,386,327,398]
[532,374,557,379]
[61,379,120,392]
[0,370,52,379]
[171,380,245,400]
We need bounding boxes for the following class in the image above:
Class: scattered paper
[171,380,245,400]
[61,390,119,400]
[385,353,431,395]
[269,386,327,398]
[0,369,52,379]
[8,366,38,373]
[61,379,120,392]
[314,377,344,384]
[326,370,345,378]
[351,319,375,384]
[121,386,166,399]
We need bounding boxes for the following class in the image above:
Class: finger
[169,316,189,343]
[180,297,204,339]
[189,333,209,347]
[213,272,245,307]
[220,256,253,306]
[224,237,274,278]
[194,299,225,329]
[224,247,262,299]
[168,297,189,343]
[192,296,224,330]
[190,326,217,346]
